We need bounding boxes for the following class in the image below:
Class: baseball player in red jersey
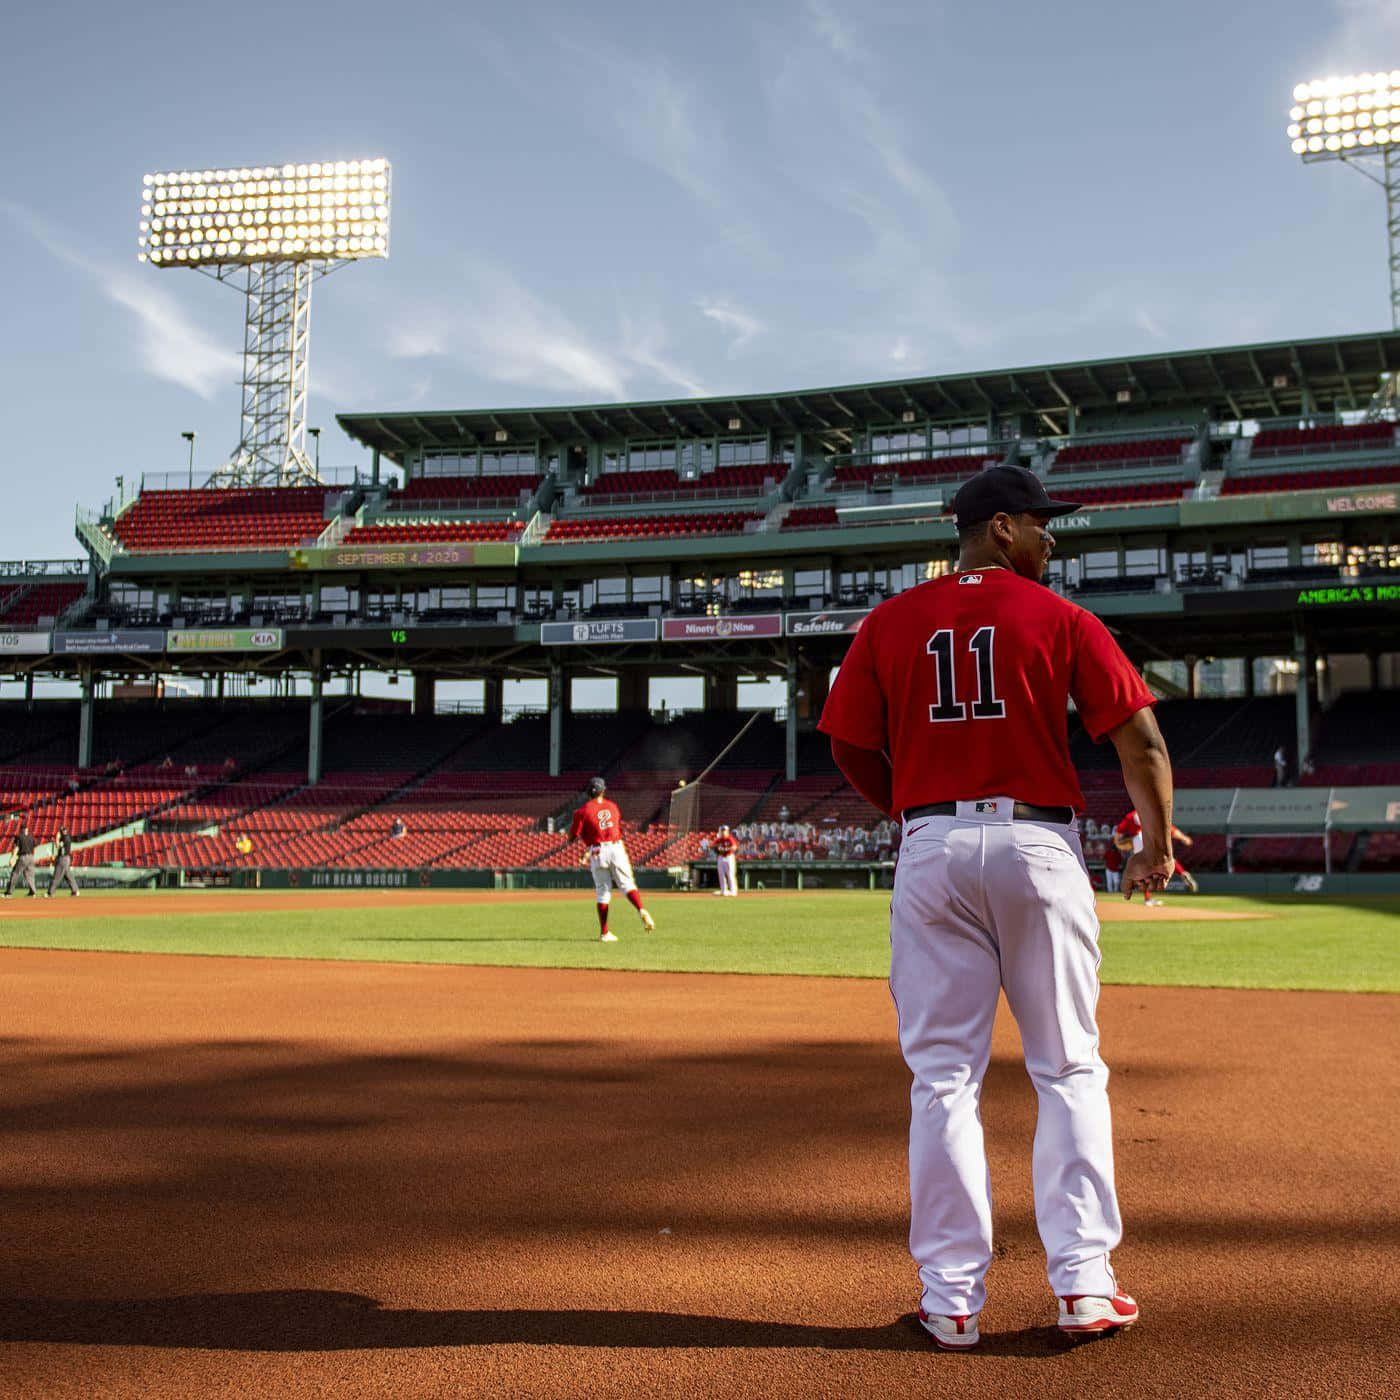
[712,825,739,896]
[820,466,1174,1350]
[1117,813,1197,898]
[569,777,656,942]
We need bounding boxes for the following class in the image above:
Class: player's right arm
[821,616,896,818]
[1108,708,1175,900]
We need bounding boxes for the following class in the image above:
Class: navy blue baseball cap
[951,465,1081,530]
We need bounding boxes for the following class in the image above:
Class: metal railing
[136,465,364,492]
[0,557,88,577]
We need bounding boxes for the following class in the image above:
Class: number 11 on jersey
[926,626,1007,722]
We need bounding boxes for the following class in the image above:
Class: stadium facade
[2,330,1398,886]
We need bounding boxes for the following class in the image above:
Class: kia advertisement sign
[166,628,285,652]
[784,608,869,637]
[661,614,782,642]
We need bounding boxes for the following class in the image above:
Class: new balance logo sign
[959,574,983,585]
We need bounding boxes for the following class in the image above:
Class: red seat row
[782,505,839,529]
[1052,437,1190,468]
[581,464,782,498]
[1221,464,1400,495]
[112,487,331,552]
[392,474,541,502]
[1068,480,1189,507]
[831,455,995,486]
[545,512,763,542]
[0,582,84,625]
[343,521,524,545]
[1252,423,1393,453]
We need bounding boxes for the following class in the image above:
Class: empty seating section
[783,505,839,530]
[1250,422,1394,456]
[545,512,763,542]
[1221,463,1400,495]
[1051,437,1190,470]
[831,455,996,489]
[111,487,330,552]
[1069,481,1189,507]
[581,465,781,500]
[7,698,1399,873]
[391,474,540,504]
[0,582,84,625]
[344,520,523,545]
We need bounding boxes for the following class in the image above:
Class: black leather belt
[902,800,1075,825]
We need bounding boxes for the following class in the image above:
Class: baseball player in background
[712,824,739,896]
[1117,813,1196,900]
[47,826,79,897]
[820,466,1174,1350]
[5,821,39,897]
[569,777,656,942]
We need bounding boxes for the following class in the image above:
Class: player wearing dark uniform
[48,826,79,897]
[6,823,38,897]
[820,466,1173,1349]
[569,777,656,942]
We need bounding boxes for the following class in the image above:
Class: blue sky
[3,0,1399,562]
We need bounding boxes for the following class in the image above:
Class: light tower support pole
[212,262,321,486]
[1386,145,1400,328]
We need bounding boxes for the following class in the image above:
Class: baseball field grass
[0,889,1397,991]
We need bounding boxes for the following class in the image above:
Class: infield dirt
[0,949,1394,1398]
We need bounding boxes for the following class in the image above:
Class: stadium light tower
[1289,72,1400,327]
[138,159,391,486]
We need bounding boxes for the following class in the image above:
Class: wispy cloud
[4,202,239,399]
[553,35,770,260]
[700,300,764,355]
[1320,0,1400,67]
[1134,305,1167,340]
[388,259,710,401]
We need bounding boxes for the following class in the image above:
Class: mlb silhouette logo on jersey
[958,574,984,585]
[975,800,1000,814]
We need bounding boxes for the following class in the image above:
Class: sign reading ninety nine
[166,628,285,652]
[289,542,519,570]
[661,614,782,642]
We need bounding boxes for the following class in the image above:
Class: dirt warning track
[0,949,1393,1397]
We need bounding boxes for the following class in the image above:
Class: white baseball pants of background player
[589,841,636,902]
[716,853,738,896]
[889,798,1121,1317]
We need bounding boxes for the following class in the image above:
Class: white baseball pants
[589,842,636,903]
[716,853,738,895]
[890,799,1120,1316]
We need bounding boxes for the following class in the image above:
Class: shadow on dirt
[0,1292,1077,1358]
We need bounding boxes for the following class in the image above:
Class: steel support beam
[308,654,324,785]
[784,653,798,782]
[77,668,94,769]
[549,661,565,778]
[1293,626,1312,778]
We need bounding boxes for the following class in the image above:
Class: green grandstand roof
[337,330,1400,457]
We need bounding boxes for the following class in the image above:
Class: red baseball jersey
[712,834,738,857]
[1115,811,1142,842]
[570,797,623,845]
[820,569,1154,815]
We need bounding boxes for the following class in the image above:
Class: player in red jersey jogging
[820,465,1174,1350]
[569,777,656,942]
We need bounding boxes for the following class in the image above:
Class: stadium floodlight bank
[137,159,392,488]
[1289,73,1400,329]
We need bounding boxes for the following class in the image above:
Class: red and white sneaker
[917,1308,980,1350]
[1058,1289,1139,1335]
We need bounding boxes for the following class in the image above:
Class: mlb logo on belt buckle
[975,800,999,814]
[958,573,983,586]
